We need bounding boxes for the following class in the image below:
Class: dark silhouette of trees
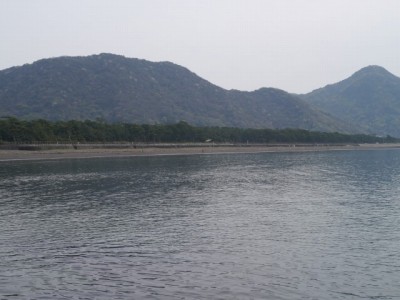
[0,117,397,144]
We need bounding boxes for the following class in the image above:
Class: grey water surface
[0,150,400,299]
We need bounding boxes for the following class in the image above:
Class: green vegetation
[301,65,400,137]
[0,53,354,133]
[0,118,396,144]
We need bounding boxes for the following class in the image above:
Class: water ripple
[1,151,400,299]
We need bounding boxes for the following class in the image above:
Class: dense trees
[0,117,397,144]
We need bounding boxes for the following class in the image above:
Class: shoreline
[1,143,400,162]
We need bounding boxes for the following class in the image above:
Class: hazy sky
[1,0,399,93]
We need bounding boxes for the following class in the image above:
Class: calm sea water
[0,150,400,299]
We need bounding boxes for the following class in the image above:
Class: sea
[0,149,399,299]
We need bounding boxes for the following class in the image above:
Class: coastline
[1,143,400,162]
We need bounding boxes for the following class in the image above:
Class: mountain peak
[351,65,396,79]
[302,64,400,137]
[358,65,387,72]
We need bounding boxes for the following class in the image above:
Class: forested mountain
[0,53,354,133]
[301,66,400,137]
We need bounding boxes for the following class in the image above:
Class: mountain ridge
[301,65,400,136]
[0,53,355,133]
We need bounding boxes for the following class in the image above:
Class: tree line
[0,117,397,144]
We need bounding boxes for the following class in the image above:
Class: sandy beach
[1,143,400,161]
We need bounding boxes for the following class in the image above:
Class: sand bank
[1,143,400,162]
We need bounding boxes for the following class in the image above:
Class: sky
[1,0,399,93]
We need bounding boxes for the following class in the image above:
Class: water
[0,150,400,299]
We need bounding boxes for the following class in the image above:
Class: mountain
[0,53,354,132]
[301,65,400,137]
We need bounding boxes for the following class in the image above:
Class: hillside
[301,66,400,137]
[0,53,354,133]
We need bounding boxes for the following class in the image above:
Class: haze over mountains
[1,53,400,136]
[300,65,400,137]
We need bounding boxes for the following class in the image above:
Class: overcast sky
[1,0,399,93]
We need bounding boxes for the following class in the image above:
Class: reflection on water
[1,150,400,299]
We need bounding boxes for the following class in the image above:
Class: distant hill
[0,53,355,132]
[301,66,400,137]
